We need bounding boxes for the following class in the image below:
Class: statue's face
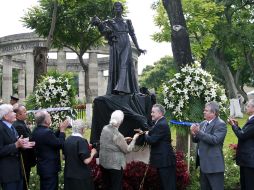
[113,2,123,14]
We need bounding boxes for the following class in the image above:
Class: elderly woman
[63,119,97,190]
[99,110,140,190]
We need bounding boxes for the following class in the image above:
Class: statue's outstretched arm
[127,19,146,56]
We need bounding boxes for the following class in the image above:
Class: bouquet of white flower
[26,71,77,130]
[162,64,228,122]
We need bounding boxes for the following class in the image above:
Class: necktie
[202,122,209,132]
[10,125,18,138]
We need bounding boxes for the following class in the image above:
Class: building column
[79,71,85,98]
[2,55,12,102]
[57,50,66,73]
[98,70,107,96]
[18,69,26,102]
[26,52,34,96]
[88,52,98,99]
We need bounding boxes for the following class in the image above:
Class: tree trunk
[162,0,193,152]
[33,0,58,89]
[45,0,58,48]
[247,50,254,75]
[78,55,92,103]
[212,48,238,98]
[176,129,188,153]
[162,0,193,69]
[235,70,248,103]
[33,46,48,88]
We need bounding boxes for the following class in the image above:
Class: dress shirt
[248,115,254,121]
[3,120,18,138]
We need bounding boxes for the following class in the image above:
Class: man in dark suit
[144,104,176,190]
[31,110,69,190]
[0,104,35,190]
[228,99,254,190]
[191,101,227,190]
[13,105,36,190]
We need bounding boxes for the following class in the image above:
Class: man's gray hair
[153,104,165,115]
[35,110,48,125]
[248,99,254,107]
[109,110,124,127]
[0,104,13,120]
[72,119,87,134]
[205,101,220,116]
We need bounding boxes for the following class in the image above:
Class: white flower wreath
[162,64,228,121]
[33,73,76,130]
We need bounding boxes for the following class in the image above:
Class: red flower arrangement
[229,144,238,160]
[88,150,190,190]
[176,151,190,189]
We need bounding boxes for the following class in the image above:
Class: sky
[0,0,172,74]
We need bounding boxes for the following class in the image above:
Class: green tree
[23,0,125,103]
[153,0,254,100]
[139,56,175,92]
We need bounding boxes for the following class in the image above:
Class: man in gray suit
[190,101,227,190]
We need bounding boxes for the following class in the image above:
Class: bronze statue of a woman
[92,2,146,95]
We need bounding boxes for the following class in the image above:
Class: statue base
[90,93,153,144]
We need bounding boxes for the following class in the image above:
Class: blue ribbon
[170,120,196,127]
[27,107,72,113]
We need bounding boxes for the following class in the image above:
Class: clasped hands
[227,117,238,126]
[124,128,145,143]
[190,123,200,136]
[15,135,35,149]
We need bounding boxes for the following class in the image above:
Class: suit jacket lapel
[0,121,16,140]
[205,117,218,132]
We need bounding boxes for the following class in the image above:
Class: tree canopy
[151,0,254,99]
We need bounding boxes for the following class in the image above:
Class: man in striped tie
[190,101,227,190]
[0,104,35,190]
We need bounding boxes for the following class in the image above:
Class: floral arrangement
[89,151,189,190]
[25,71,77,130]
[224,144,240,189]
[162,64,228,122]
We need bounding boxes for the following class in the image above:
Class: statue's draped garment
[106,18,139,94]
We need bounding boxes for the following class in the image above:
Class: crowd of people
[1,98,254,190]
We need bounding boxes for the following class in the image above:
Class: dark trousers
[240,166,254,190]
[101,166,123,190]
[200,170,224,190]
[40,175,58,190]
[64,177,94,190]
[157,165,176,190]
[1,180,23,190]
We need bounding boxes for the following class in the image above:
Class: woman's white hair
[109,110,124,127]
[72,119,87,134]
[0,104,13,120]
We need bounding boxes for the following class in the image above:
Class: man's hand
[227,117,238,126]
[133,133,140,140]
[91,148,97,157]
[190,123,200,135]
[125,137,133,143]
[59,119,70,132]
[15,135,35,149]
